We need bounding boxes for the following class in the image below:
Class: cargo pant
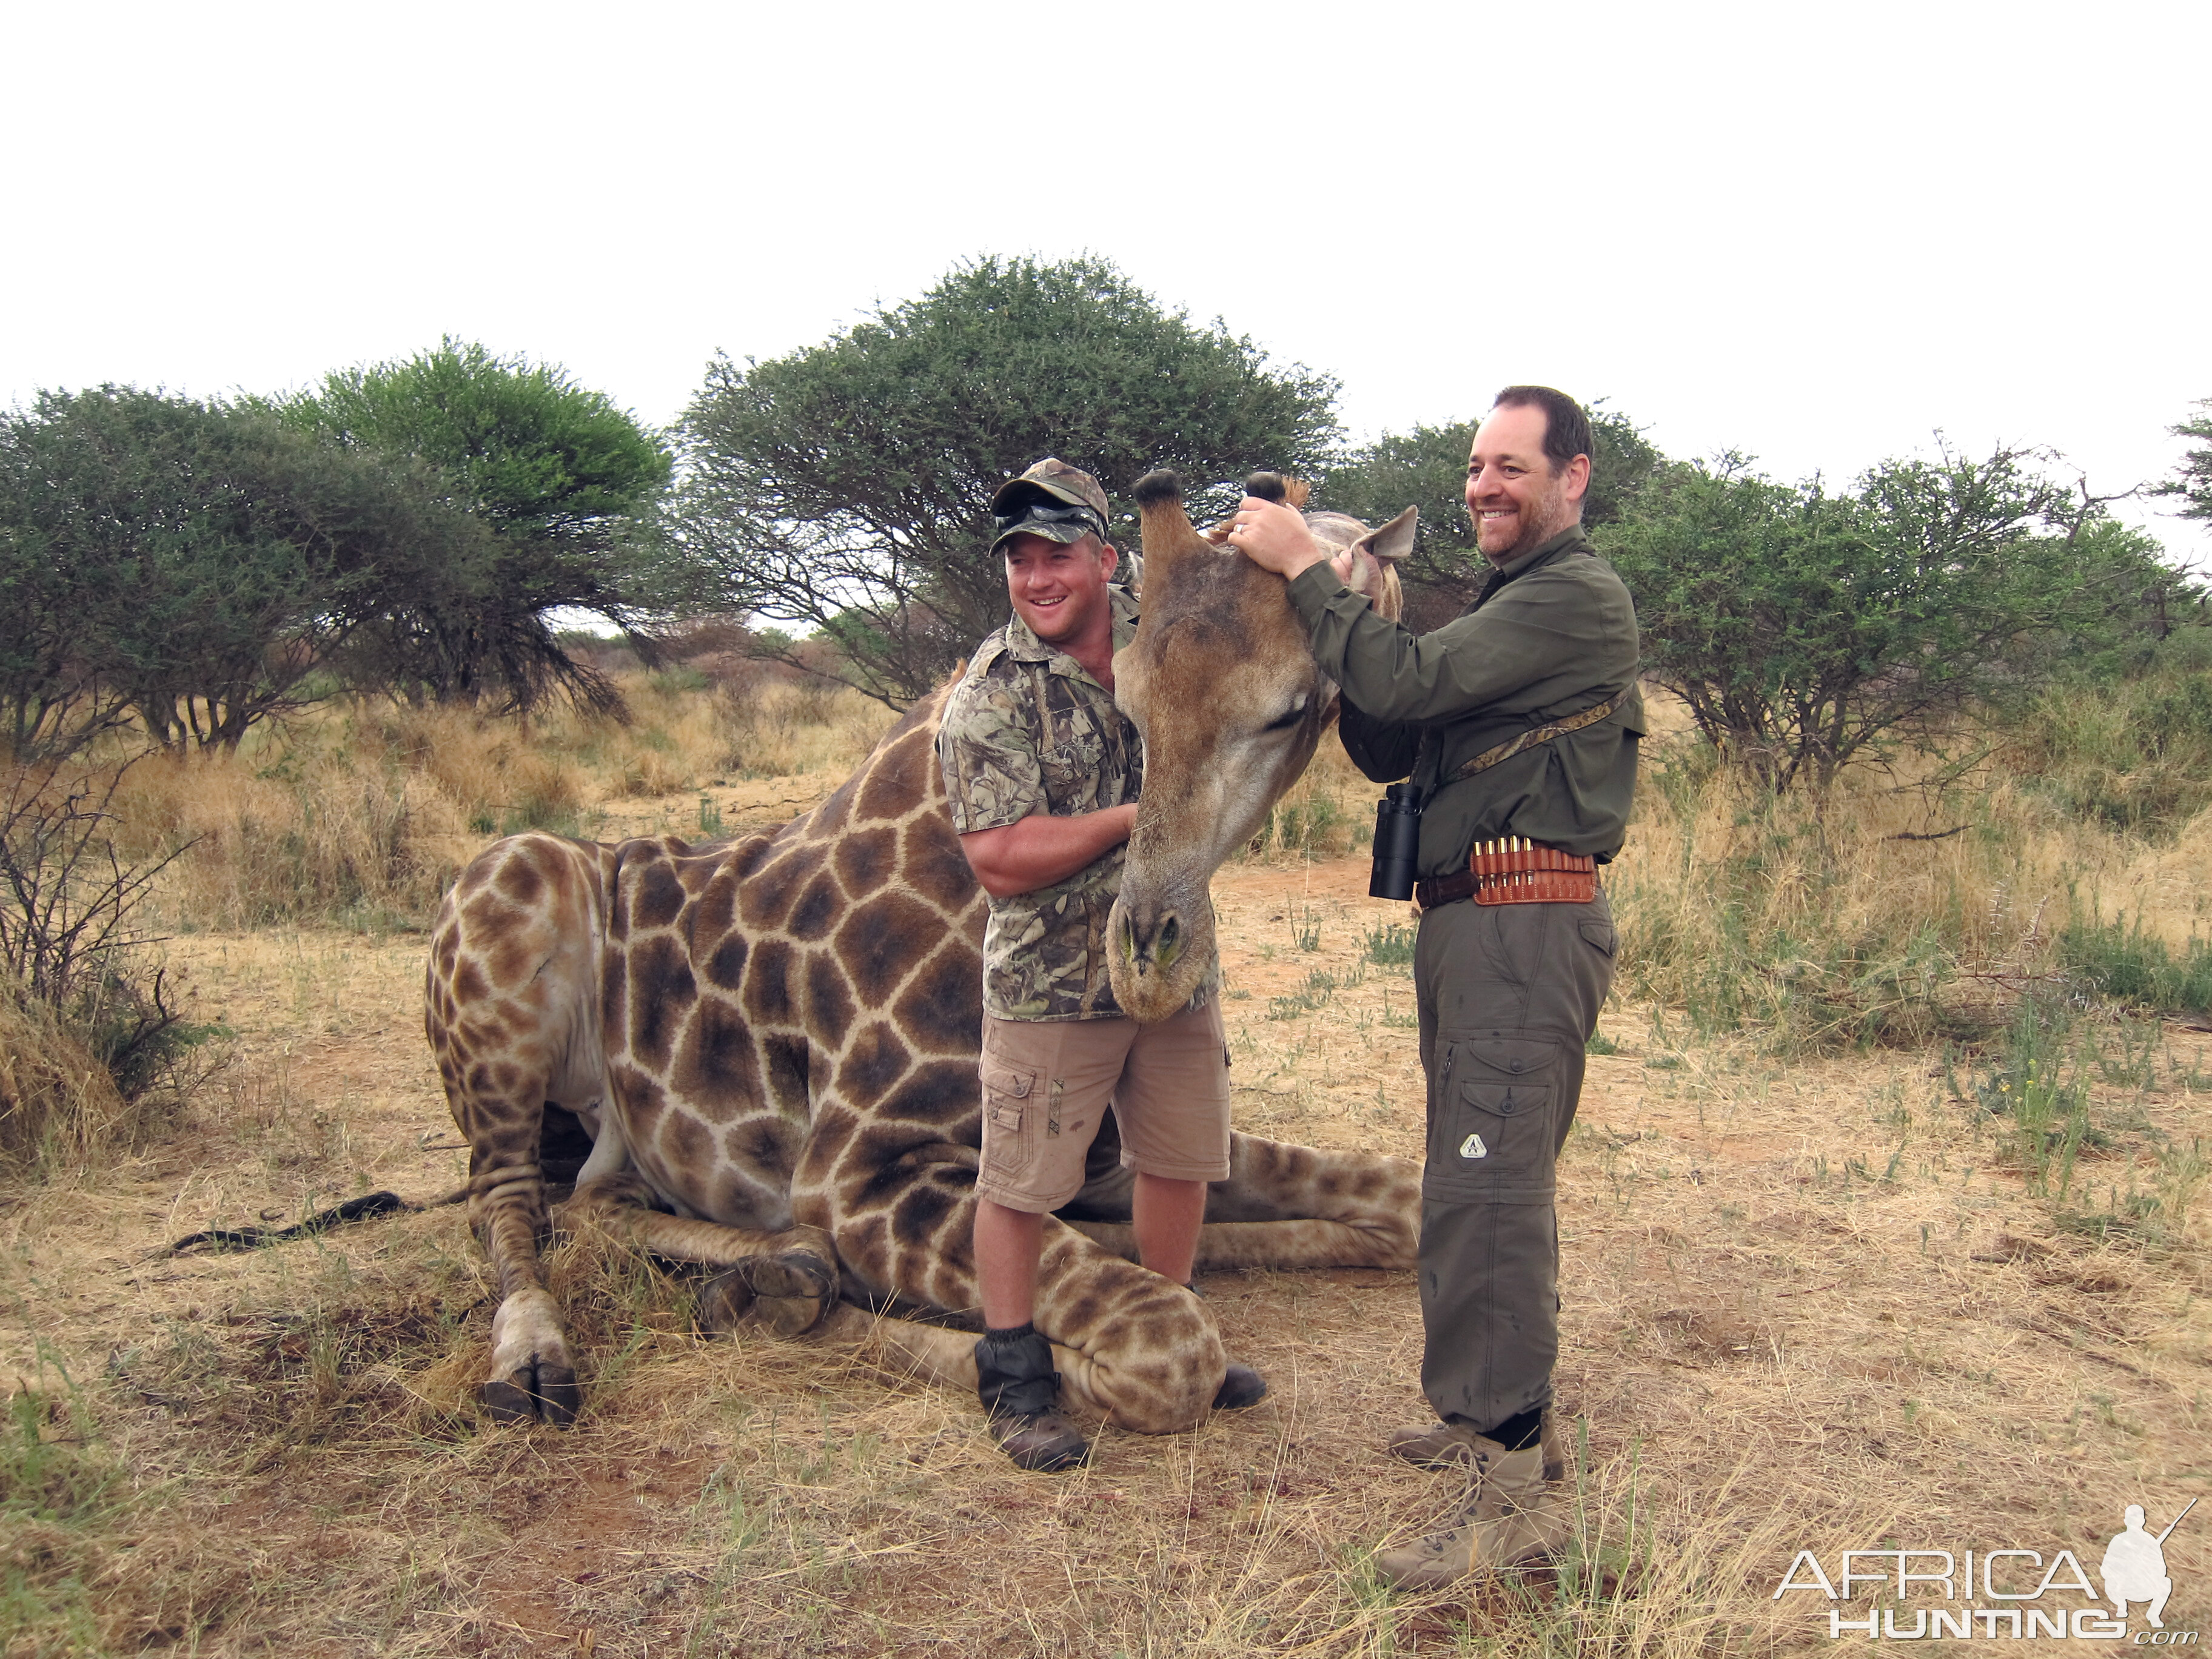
[1414,889,1615,1432]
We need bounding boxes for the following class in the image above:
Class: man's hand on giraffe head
[1224,497,1330,581]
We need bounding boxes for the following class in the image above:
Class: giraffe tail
[161,1162,515,1255]
[163,1189,420,1255]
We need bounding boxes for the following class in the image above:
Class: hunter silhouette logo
[1773,1499,2196,1640]
[2105,1500,2191,1632]
[1459,1133,1489,1159]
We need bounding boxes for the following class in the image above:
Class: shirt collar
[1002,586,1141,675]
[1484,523,1589,580]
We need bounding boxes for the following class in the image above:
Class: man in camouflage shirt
[939,458,1259,1472]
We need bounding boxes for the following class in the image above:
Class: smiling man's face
[1002,531,1118,647]
[1465,403,1589,564]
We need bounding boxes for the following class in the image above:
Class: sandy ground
[3,809,2209,1656]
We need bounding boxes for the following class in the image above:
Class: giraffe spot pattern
[833,825,899,899]
[671,993,760,1118]
[786,870,842,942]
[627,933,695,1073]
[836,890,942,1008]
[834,1020,913,1110]
[893,942,982,1056]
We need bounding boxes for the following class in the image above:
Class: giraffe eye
[1262,696,1308,732]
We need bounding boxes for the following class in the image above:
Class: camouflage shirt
[939,589,1213,1022]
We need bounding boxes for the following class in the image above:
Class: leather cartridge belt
[1415,837,1598,910]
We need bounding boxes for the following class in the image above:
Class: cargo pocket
[1424,1036,1560,1204]
[982,1064,1039,1181]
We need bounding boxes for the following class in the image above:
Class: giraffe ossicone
[424,472,1424,1438]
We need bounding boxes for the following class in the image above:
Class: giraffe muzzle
[1108,891,1217,1024]
[1114,906,1182,979]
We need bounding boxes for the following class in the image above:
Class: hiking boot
[1387,1419,1482,1470]
[989,1407,1091,1472]
[974,1325,1090,1473]
[1373,1438,1567,1591]
[1213,1362,1268,1410]
[1388,1409,1565,1480]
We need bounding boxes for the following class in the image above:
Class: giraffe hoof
[745,1250,837,1302]
[1213,1363,1269,1410]
[697,1254,836,1339]
[740,1251,836,1336]
[482,1360,581,1427]
[756,1295,828,1338]
[696,1270,755,1335]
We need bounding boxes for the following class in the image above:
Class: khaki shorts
[974,1000,1232,1213]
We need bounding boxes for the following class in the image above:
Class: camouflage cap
[990,458,1111,555]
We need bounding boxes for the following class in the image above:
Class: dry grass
[0,990,132,1172]
[4,882,2205,1655]
[97,675,895,934]
[1605,711,2212,1051]
[2,684,2210,1654]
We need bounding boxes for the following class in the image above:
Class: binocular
[1369,782,1422,900]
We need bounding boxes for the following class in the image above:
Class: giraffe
[424,472,1424,1436]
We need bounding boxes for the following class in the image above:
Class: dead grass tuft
[0,985,133,1171]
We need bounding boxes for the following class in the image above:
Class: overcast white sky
[7,0,2208,560]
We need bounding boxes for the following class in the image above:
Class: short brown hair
[1492,386,1594,476]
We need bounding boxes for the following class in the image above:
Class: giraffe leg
[427,833,625,1428]
[828,1166,1227,1437]
[1028,1221,1225,1433]
[1064,1131,1420,1272]
[557,1175,840,1338]
[812,1304,979,1390]
[473,1165,582,1426]
[437,1030,583,1425]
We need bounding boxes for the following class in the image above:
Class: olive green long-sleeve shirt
[1287,526,1644,877]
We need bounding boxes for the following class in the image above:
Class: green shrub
[0,1381,142,1652]
[2057,908,2212,1014]
[649,664,711,697]
[1248,793,1350,860]
[1362,921,1416,968]
[1949,990,2104,1201]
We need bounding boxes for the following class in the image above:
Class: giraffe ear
[1350,506,1417,563]
[1336,507,1415,622]
[1131,470,1212,591]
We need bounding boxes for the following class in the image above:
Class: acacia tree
[1604,444,2185,791]
[677,256,1342,704]
[2156,400,2212,523]
[0,389,144,756]
[1319,408,1660,629]
[273,339,680,712]
[0,387,478,754]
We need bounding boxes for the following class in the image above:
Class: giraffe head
[1108,470,1415,1022]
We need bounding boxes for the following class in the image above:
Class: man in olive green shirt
[1228,386,1641,1589]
